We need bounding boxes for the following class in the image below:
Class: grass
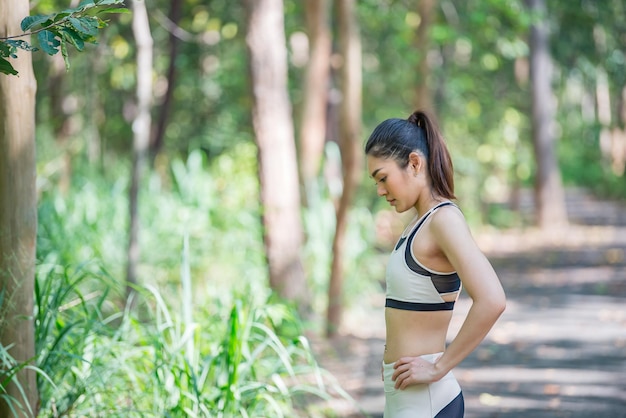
[0,146,382,416]
[30,261,347,417]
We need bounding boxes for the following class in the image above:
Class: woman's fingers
[391,357,434,389]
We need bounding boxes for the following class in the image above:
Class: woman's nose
[377,184,386,196]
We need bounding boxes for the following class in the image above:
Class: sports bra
[385,201,462,311]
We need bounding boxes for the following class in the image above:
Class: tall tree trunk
[86,48,104,165]
[299,0,331,200]
[414,0,435,111]
[244,0,309,309]
[526,0,568,228]
[326,0,362,337]
[613,85,626,175]
[150,0,182,162]
[0,0,38,415]
[126,0,153,299]
[596,69,626,176]
[48,54,74,194]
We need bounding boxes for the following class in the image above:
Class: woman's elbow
[492,293,506,318]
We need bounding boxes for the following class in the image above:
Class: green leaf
[68,17,89,34]
[21,14,52,32]
[0,57,18,75]
[61,28,85,52]
[61,41,70,71]
[69,17,99,36]
[95,0,125,6]
[37,30,61,55]
[0,42,11,57]
[52,12,72,23]
[92,7,130,15]
[6,40,38,53]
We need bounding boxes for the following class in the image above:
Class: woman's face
[367,154,419,213]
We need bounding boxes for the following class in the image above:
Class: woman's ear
[408,152,423,175]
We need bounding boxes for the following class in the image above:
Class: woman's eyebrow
[371,168,382,178]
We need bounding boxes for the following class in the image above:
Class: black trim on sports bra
[385,298,455,311]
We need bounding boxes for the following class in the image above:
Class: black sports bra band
[385,298,455,311]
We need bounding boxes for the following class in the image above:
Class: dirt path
[310,188,626,418]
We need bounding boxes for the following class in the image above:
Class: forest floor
[308,188,626,418]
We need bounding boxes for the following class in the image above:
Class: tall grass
[23,144,375,416]
[32,261,345,417]
[0,347,31,417]
[0,332,45,418]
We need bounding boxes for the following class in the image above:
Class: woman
[365,110,506,417]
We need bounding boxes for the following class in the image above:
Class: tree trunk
[597,70,626,176]
[48,54,74,194]
[326,0,362,337]
[526,0,568,228]
[0,0,39,415]
[150,0,182,162]
[414,0,435,111]
[126,0,153,300]
[299,0,331,200]
[244,0,309,309]
[86,45,105,165]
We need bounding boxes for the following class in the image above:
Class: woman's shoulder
[429,202,471,238]
[434,201,465,220]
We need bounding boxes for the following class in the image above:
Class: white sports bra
[385,201,462,311]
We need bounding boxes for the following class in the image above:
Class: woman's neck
[414,194,446,218]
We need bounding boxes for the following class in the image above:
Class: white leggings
[383,353,464,418]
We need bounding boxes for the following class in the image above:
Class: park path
[310,188,626,418]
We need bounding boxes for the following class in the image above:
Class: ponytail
[407,110,455,199]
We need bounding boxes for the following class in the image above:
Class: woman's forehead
[367,155,393,176]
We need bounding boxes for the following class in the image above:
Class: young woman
[365,110,506,418]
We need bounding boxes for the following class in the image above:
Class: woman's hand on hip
[391,356,442,389]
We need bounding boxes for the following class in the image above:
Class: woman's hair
[365,110,455,199]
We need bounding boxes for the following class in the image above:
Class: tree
[149,0,182,161]
[326,0,362,337]
[0,1,38,414]
[414,0,436,111]
[526,0,568,228]
[298,0,332,200]
[244,0,310,308]
[126,0,153,299]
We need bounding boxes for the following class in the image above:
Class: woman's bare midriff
[383,307,454,363]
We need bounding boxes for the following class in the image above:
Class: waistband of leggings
[383,352,443,367]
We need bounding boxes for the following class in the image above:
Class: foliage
[25,0,626,219]
[33,155,354,415]
[31,260,346,417]
[549,0,626,199]
[34,262,119,416]
[0,293,52,418]
[0,345,36,417]
[0,0,128,75]
[36,145,263,295]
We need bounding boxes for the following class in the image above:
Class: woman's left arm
[429,206,506,380]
